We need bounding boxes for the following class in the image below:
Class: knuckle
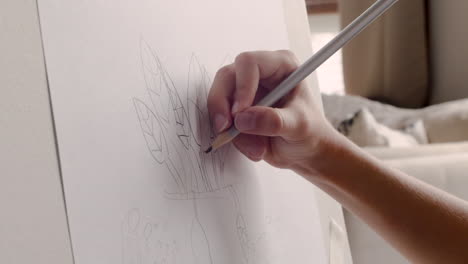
[278,49,294,58]
[269,108,285,135]
[277,50,299,68]
[215,64,234,79]
[235,52,256,66]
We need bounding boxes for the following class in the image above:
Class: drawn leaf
[140,39,170,124]
[186,54,208,147]
[137,40,231,194]
[133,98,167,164]
[175,108,185,125]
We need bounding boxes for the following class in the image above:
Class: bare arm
[207,50,468,263]
[309,134,468,263]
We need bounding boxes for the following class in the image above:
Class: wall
[429,0,468,104]
[0,1,73,263]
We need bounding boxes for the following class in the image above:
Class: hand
[207,50,342,178]
[208,52,468,264]
[208,51,468,264]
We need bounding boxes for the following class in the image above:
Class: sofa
[322,93,468,264]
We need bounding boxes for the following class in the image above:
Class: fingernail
[214,114,228,133]
[231,101,241,114]
[235,111,255,131]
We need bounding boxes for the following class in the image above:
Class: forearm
[305,134,468,263]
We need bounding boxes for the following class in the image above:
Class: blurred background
[306,1,468,263]
[306,0,344,95]
[306,0,468,105]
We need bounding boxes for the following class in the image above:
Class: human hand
[209,52,468,264]
[207,50,343,177]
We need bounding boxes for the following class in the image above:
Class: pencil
[206,0,400,153]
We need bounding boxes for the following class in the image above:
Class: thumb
[234,106,297,137]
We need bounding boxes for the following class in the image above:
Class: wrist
[294,127,363,185]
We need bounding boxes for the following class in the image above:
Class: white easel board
[36,0,329,263]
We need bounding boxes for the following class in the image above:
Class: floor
[307,13,345,95]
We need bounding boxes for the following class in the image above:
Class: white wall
[0,1,73,263]
[429,0,468,104]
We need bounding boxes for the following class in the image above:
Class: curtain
[338,0,429,108]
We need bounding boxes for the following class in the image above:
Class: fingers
[234,106,301,138]
[232,51,299,114]
[232,134,268,162]
[207,65,236,133]
[208,50,299,135]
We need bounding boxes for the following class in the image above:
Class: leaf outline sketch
[134,38,231,196]
[130,38,266,264]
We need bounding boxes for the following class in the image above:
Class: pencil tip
[204,146,213,154]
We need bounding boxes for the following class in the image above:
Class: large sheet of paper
[38,0,327,263]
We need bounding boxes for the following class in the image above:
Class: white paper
[38,0,327,263]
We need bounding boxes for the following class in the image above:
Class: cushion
[337,108,426,147]
[366,141,468,160]
[323,94,468,144]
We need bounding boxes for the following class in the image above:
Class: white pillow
[420,101,468,143]
[323,94,468,144]
[337,108,425,147]
[403,119,428,144]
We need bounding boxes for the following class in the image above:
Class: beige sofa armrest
[365,141,468,161]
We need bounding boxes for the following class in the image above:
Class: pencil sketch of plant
[133,39,228,196]
[128,38,264,263]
